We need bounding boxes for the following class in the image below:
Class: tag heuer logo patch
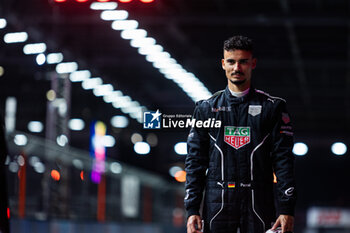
[224,126,251,149]
[248,105,262,116]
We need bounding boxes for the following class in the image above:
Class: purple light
[91,170,101,183]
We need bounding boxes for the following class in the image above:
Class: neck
[228,81,251,92]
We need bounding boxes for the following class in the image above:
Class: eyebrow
[226,58,249,62]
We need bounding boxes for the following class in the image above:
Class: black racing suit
[185,87,296,233]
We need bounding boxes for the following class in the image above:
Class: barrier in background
[6,131,185,228]
[11,218,186,233]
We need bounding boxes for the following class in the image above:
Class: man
[185,35,296,233]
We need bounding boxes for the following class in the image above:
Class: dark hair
[223,35,253,53]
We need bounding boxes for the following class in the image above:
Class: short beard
[230,79,246,86]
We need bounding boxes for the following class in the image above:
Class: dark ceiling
[0,0,350,180]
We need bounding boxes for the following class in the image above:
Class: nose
[233,62,241,71]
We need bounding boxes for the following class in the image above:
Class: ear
[221,59,225,70]
[252,58,257,69]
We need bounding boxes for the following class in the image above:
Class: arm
[270,100,297,232]
[185,102,209,231]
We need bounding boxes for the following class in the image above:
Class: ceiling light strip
[92,2,212,102]
[2,17,146,124]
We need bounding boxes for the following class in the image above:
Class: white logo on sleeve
[185,189,190,200]
[285,187,295,197]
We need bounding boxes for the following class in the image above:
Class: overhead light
[174,142,187,155]
[54,98,68,116]
[29,156,40,167]
[174,170,186,182]
[33,162,45,173]
[101,10,128,20]
[134,142,150,155]
[169,166,183,177]
[56,134,68,147]
[5,97,17,133]
[27,121,44,133]
[9,162,19,173]
[102,135,116,147]
[146,133,158,147]
[72,159,84,169]
[138,44,163,56]
[69,70,91,82]
[93,84,114,96]
[68,118,85,131]
[0,66,4,77]
[103,90,123,103]
[4,32,28,43]
[111,115,129,128]
[56,62,78,74]
[120,106,142,114]
[46,90,56,101]
[130,37,156,48]
[90,2,118,10]
[121,29,147,40]
[131,133,142,144]
[93,2,213,103]
[111,20,138,30]
[161,65,184,76]
[23,43,47,54]
[331,142,347,156]
[82,77,103,90]
[17,155,25,166]
[47,53,64,64]
[36,54,46,65]
[292,142,308,156]
[111,96,132,108]
[130,111,144,121]
[0,18,7,29]
[146,51,170,62]
[152,58,177,69]
[14,134,28,146]
[110,162,122,174]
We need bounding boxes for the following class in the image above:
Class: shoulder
[195,89,225,107]
[193,90,225,116]
[253,89,287,105]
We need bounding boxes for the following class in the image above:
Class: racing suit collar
[224,85,254,104]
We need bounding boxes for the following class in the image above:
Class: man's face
[221,49,256,88]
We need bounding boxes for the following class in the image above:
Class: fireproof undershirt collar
[228,87,250,98]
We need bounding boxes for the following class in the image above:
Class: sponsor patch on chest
[224,126,251,149]
[248,105,262,116]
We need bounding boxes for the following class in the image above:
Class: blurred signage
[307,207,350,227]
[121,175,140,218]
[5,97,17,133]
[90,121,106,183]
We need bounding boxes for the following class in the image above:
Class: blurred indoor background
[0,0,350,232]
